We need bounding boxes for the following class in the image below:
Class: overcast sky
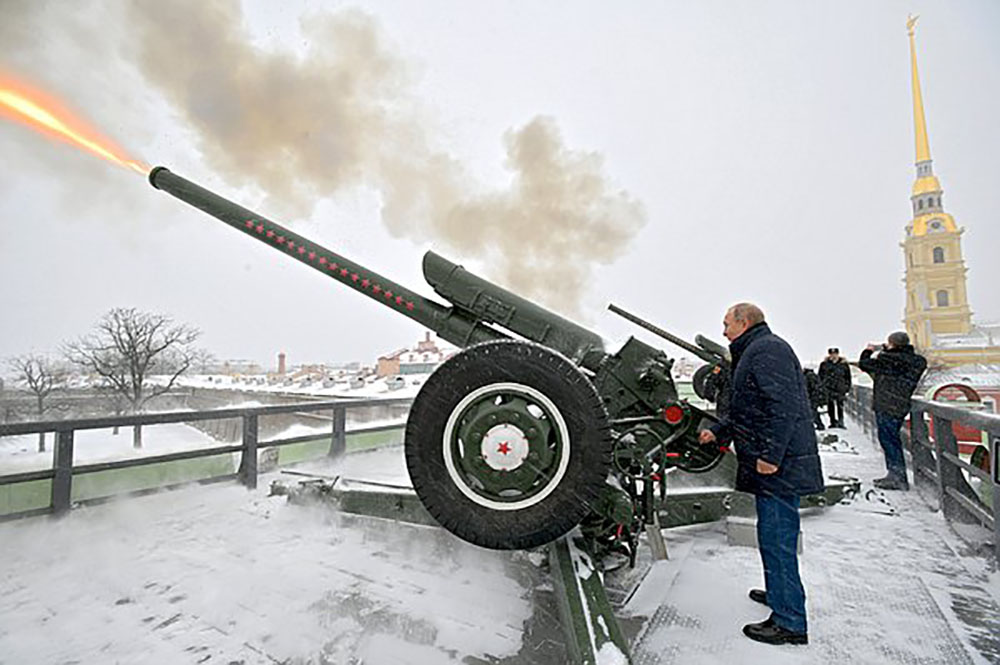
[1,0,998,372]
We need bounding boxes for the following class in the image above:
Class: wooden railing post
[992,432,1000,566]
[329,405,346,458]
[933,415,960,519]
[239,414,258,489]
[909,408,933,487]
[51,429,75,516]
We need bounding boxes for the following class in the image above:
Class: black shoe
[743,619,808,645]
[873,476,909,491]
[749,588,768,606]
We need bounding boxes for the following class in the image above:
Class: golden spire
[907,15,931,163]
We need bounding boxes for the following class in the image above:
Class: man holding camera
[858,331,927,491]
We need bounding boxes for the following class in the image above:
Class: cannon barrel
[149,166,504,349]
[149,167,604,364]
[608,303,728,366]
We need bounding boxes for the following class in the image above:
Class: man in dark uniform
[699,303,824,646]
[803,368,826,430]
[818,348,852,428]
[702,363,731,417]
[858,331,927,491]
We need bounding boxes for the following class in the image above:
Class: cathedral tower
[901,16,974,354]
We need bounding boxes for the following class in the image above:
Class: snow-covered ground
[0,448,530,665]
[167,372,426,399]
[0,420,997,664]
[0,420,408,475]
[0,423,222,473]
[625,422,1000,664]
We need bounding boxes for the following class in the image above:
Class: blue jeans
[876,412,907,481]
[756,494,807,634]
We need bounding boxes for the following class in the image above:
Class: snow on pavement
[0,456,532,664]
[1,420,998,664]
[626,418,1000,664]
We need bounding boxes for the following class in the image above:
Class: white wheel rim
[442,382,571,511]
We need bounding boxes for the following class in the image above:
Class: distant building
[376,348,407,378]
[376,332,457,377]
[900,18,1000,367]
[200,359,263,375]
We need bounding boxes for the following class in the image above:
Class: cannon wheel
[405,339,612,550]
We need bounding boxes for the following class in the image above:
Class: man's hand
[698,429,716,444]
[756,459,778,475]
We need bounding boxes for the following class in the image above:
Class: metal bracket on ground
[549,533,632,665]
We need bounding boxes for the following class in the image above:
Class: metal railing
[846,385,1000,564]
[0,397,411,521]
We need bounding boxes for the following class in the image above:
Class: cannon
[149,166,727,556]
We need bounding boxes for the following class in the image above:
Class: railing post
[51,429,75,516]
[992,432,1000,566]
[933,415,961,519]
[329,405,346,458]
[239,414,258,489]
[909,409,933,488]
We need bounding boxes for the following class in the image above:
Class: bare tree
[65,308,205,448]
[7,355,66,452]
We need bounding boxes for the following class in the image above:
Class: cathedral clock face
[929,219,943,232]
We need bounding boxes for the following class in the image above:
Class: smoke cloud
[5,0,646,318]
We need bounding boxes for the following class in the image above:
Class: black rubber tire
[405,339,612,550]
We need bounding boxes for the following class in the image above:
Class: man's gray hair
[888,331,910,347]
[729,303,766,326]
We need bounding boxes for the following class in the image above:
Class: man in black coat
[818,348,852,428]
[699,303,824,646]
[803,368,826,430]
[702,363,731,418]
[858,331,927,491]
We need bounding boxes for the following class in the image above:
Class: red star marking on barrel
[372,285,381,294]
[395,296,403,305]
[497,442,511,455]
[340,268,348,277]
[406,302,414,311]
[256,224,264,234]
[245,220,254,229]
[276,236,285,244]
[308,251,316,260]
[361,279,370,288]
[287,241,295,251]
[384,290,393,299]
[298,246,306,255]
[351,273,359,282]
[266,230,274,238]
[319,257,327,265]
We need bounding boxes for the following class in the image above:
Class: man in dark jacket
[803,368,826,430]
[702,363,731,418]
[858,331,927,491]
[699,303,823,646]
[818,348,852,428]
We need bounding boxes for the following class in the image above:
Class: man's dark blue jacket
[711,323,824,497]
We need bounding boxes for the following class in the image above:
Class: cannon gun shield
[404,340,612,549]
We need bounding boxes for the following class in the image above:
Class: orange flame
[0,74,147,175]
